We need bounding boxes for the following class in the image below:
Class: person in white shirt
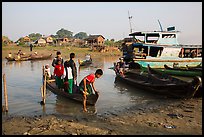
[45,64,51,79]
[62,62,73,94]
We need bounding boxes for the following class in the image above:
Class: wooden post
[40,65,46,105]
[43,72,47,104]
[3,74,8,112]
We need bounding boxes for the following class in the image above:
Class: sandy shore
[2,97,202,135]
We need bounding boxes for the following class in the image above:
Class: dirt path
[2,97,202,135]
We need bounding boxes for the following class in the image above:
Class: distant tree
[74,32,88,39]
[110,39,115,42]
[28,33,42,41]
[105,39,115,46]
[2,36,13,46]
[56,28,73,38]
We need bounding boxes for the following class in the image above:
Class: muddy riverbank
[2,97,202,135]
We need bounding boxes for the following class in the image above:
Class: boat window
[149,47,163,57]
[162,34,176,38]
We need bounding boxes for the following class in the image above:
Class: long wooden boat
[160,64,202,77]
[5,57,15,61]
[164,64,202,71]
[78,59,92,66]
[5,55,31,61]
[114,65,202,98]
[5,54,52,61]
[29,54,52,60]
[146,65,202,98]
[138,63,202,77]
[46,80,98,105]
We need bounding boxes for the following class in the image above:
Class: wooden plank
[3,74,8,112]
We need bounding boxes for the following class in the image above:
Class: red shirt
[85,73,95,84]
[54,64,64,77]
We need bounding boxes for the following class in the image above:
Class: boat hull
[114,66,201,98]
[46,80,98,105]
[135,58,202,68]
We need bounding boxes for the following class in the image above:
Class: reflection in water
[30,60,34,71]
[54,95,97,115]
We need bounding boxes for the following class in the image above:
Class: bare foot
[83,108,87,112]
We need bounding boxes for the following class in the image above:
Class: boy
[64,53,77,85]
[52,51,64,67]
[54,59,64,89]
[44,64,51,80]
[79,69,103,112]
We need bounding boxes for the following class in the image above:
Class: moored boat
[46,79,98,105]
[138,64,202,77]
[29,54,52,60]
[114,64,202,98]
[5,54,52,61]
[78,59,92,66]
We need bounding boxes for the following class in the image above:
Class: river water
[2,56,185,117]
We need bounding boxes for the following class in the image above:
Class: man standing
[30,43,33,52]
[64,53,77,85]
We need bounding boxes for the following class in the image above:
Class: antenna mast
[128,11,133,33]
[157,19,163,31]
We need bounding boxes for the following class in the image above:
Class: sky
[2,2,202,45]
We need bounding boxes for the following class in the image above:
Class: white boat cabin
[129,30,179,46]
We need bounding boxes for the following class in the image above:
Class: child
[54,59,64,89]
[119,58,125,77]
[62,62,73,94]
[52,51,64,67]
[78,69,103,112]
[44,64,51,80]
[8,52,12,58]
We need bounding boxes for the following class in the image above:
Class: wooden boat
[5,55,31,61]
[114,65,202,98]
[137,63,202,77]
[46,79,99,105]
[5,54,52,61]
[29,54,52,60]
[160,64,202,77]
[146,65,202,98]
[78,59,92,66]
[165,64,202,71]
[5,57,15,61]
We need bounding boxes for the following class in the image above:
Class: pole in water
[3,73,8,112]
[40,65,46,105]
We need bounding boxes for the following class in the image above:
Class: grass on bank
[2,45,122,60]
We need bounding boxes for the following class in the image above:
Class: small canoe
[78,59,92,66]
[46,80,99,105]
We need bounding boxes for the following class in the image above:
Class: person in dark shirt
[64,53,77,85]
[52,51,64,67]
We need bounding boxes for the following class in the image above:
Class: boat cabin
[129,30,179,46]
[132,44,202,59]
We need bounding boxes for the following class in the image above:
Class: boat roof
[129,31,180,36]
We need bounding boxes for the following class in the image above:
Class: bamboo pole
[3,74,8,112]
